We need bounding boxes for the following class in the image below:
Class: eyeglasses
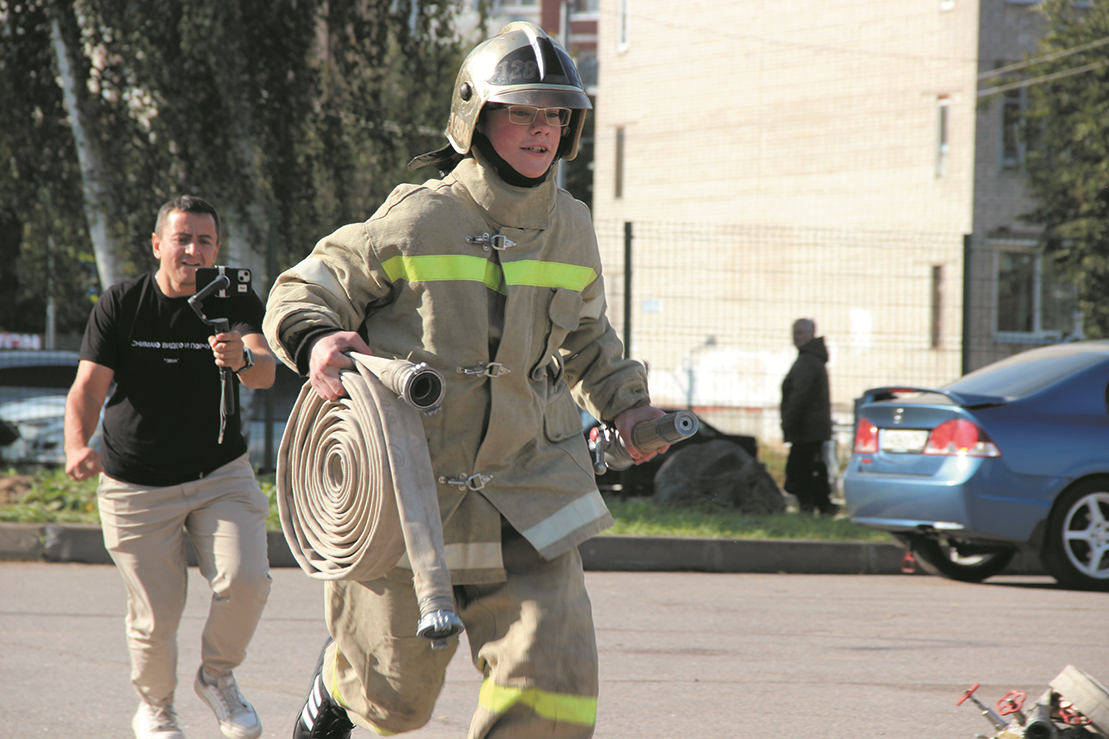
[497,106,572,127]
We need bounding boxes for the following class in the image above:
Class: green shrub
[0,466,101,523]
[0,467,283,529]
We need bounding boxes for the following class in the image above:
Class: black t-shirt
[79,272,264,486]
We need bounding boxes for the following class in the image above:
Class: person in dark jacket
[780,318,835,515]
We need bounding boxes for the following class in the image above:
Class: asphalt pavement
[2,562,1102,739]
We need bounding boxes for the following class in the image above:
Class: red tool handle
[957,684,981,706]
[996,691,1025,715]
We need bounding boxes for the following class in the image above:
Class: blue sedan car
[844,341,1109,590]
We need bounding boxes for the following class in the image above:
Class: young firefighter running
[264,22,667,739]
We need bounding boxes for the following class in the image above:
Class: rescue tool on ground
[588,410,699,475]
[957,665,1109,739]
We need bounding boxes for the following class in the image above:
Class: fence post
[623,221,632,359]
[962,233,972,376]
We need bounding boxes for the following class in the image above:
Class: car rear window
[946,345,1108,398]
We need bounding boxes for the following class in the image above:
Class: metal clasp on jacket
[439,472,494,491]
[457,362,511,378]
[467,233,516,251]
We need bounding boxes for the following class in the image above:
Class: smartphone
[195,267,252,298]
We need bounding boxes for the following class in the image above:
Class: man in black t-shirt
[64,195,276,739]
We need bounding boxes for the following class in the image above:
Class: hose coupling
[417,609,465,650]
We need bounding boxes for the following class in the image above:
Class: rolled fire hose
[276,352,462,647]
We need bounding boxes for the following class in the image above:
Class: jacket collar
[451,151,556,231]
[798,336,829,362]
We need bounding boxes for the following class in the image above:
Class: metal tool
[958,683,1008,731]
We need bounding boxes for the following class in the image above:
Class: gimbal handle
[188,275,235,443]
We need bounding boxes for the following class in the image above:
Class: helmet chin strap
[472,132,553,188]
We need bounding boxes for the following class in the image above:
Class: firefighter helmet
[410,22,591,171]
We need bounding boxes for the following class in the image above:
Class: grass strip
[0,467,890,543]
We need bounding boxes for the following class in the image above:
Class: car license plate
[879,428,928,453]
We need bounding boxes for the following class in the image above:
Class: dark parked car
[0,349,301,469]
[844,341,1109,590]
[583,409,758,496]
[0,350,92,464]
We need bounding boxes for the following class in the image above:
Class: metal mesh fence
[593,219,1065,449]
[2,224,1072,468]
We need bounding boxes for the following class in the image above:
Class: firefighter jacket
[264,152,650,584]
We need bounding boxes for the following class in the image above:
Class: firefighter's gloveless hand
[308,331,373,401]
[614,405,670,464]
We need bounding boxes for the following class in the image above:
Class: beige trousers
[323,524,599,738]
[97,454,272,706]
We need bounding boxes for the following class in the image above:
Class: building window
[615,127,625,199]
[996,248,1078,340]
[617,0,629,51]
[1001,87,1025,170]
[931,265,943,348]
[574,0,599,11]
[576,50,598,91]
[936,96,950,178]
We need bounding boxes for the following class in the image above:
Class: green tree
[0,0,100,338]
[0,0,471,339]
[1021,0,1109,338]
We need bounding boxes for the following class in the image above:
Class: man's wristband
[235,346,255,375]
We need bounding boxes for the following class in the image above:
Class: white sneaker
[132,702,185,739]
[194,667,262,739]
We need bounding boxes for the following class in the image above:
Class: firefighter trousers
[322,523,599,738]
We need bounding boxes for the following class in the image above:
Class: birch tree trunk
[50,15,124,290]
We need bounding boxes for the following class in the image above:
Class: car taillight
[854,416,878,453]
[923,419,1000,457]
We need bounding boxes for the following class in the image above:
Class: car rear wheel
[1042,480,1109,591]
[910,537,1015,583]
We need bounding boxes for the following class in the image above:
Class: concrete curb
[0,523,1047,576]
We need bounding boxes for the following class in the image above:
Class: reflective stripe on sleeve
[478,679,597,727]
